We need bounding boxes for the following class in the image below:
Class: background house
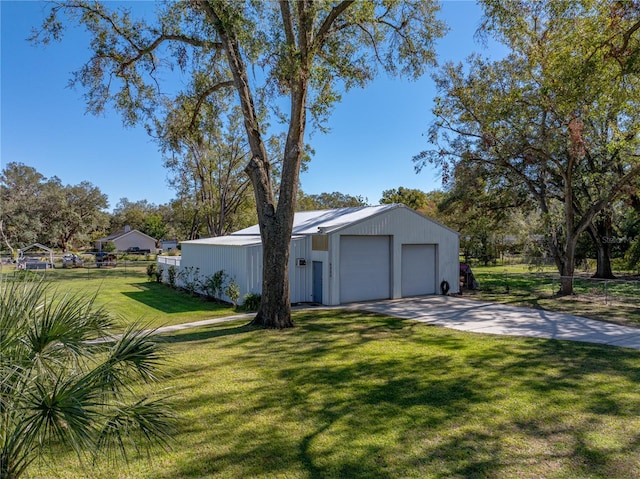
[170,204,460,306]
[95,226,157,252]
[160,239,179,252]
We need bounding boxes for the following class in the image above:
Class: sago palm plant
[0,278,175,479]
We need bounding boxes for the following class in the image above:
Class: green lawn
[1,264,237,328]
[25,310,640,479]
[8,264,640,478]
[466,264,640,326]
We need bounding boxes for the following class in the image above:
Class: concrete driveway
[346,295,640,350]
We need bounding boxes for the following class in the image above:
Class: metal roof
[180,204,459,246]
[231,204,400,236]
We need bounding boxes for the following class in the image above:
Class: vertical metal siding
[180,243,248,302]
[246,245,262,297]
[180,238,312,305]
[239,239,311,303]
[180,207,459,307]
[289,238,311,303]
[329,207,459,303]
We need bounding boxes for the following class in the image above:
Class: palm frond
[92,323,168,393]
[0,276,176,478]
[95,395,176,462]
[21,375,98,452]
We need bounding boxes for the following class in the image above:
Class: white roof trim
[182,235,306,247]
[183,235,262,246]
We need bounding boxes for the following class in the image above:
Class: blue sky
[1,1,505,211]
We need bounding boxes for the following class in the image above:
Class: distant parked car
[95,252,117,267]
[126,247,151,254]
[62,254,84,268]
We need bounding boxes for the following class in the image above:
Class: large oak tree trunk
[203,2,295,328]
[559,237,577,295]
[587,220,615,279]
[594,242,614,279]
[557,185,577,295]
[559,117,582,296]
[249,79,307,328]
[202,1,330,327]
[250,216,294,328]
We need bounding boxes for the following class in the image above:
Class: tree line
[379,186,640,278]
[4,155,636,283]
[0,161,369,255]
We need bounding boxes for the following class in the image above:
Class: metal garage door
[401,244,436,297]
[339,236,390,303]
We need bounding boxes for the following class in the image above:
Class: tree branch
[619,18,640,54]
[64,2,221,75]
[313,1,355,49]
[119,33,222,73]
[575,161,640,235]
[355,23,384,65]
[279,1,296,49]
[195,0,274,212]
[188,80,235,130]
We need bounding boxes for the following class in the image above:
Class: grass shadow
[160,322,260,344]
[120,282,232,314]
[26,310,640,479]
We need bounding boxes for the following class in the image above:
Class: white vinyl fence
[157,256,182,286]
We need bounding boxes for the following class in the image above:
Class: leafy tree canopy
[297,190,368,211]
[111,198,158,232]
[0,162,108,253]
[380,186,431,211]
[415,0,640,293]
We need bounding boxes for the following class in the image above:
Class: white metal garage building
[177,204,460,306]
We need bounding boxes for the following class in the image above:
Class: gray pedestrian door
[313,261,323,304]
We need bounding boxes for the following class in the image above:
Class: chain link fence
[474,267,639,306]
[553,275,640,307]
[0,252,158,280]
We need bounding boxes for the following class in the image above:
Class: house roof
[230,204,458,236]
[96,229,157,243]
